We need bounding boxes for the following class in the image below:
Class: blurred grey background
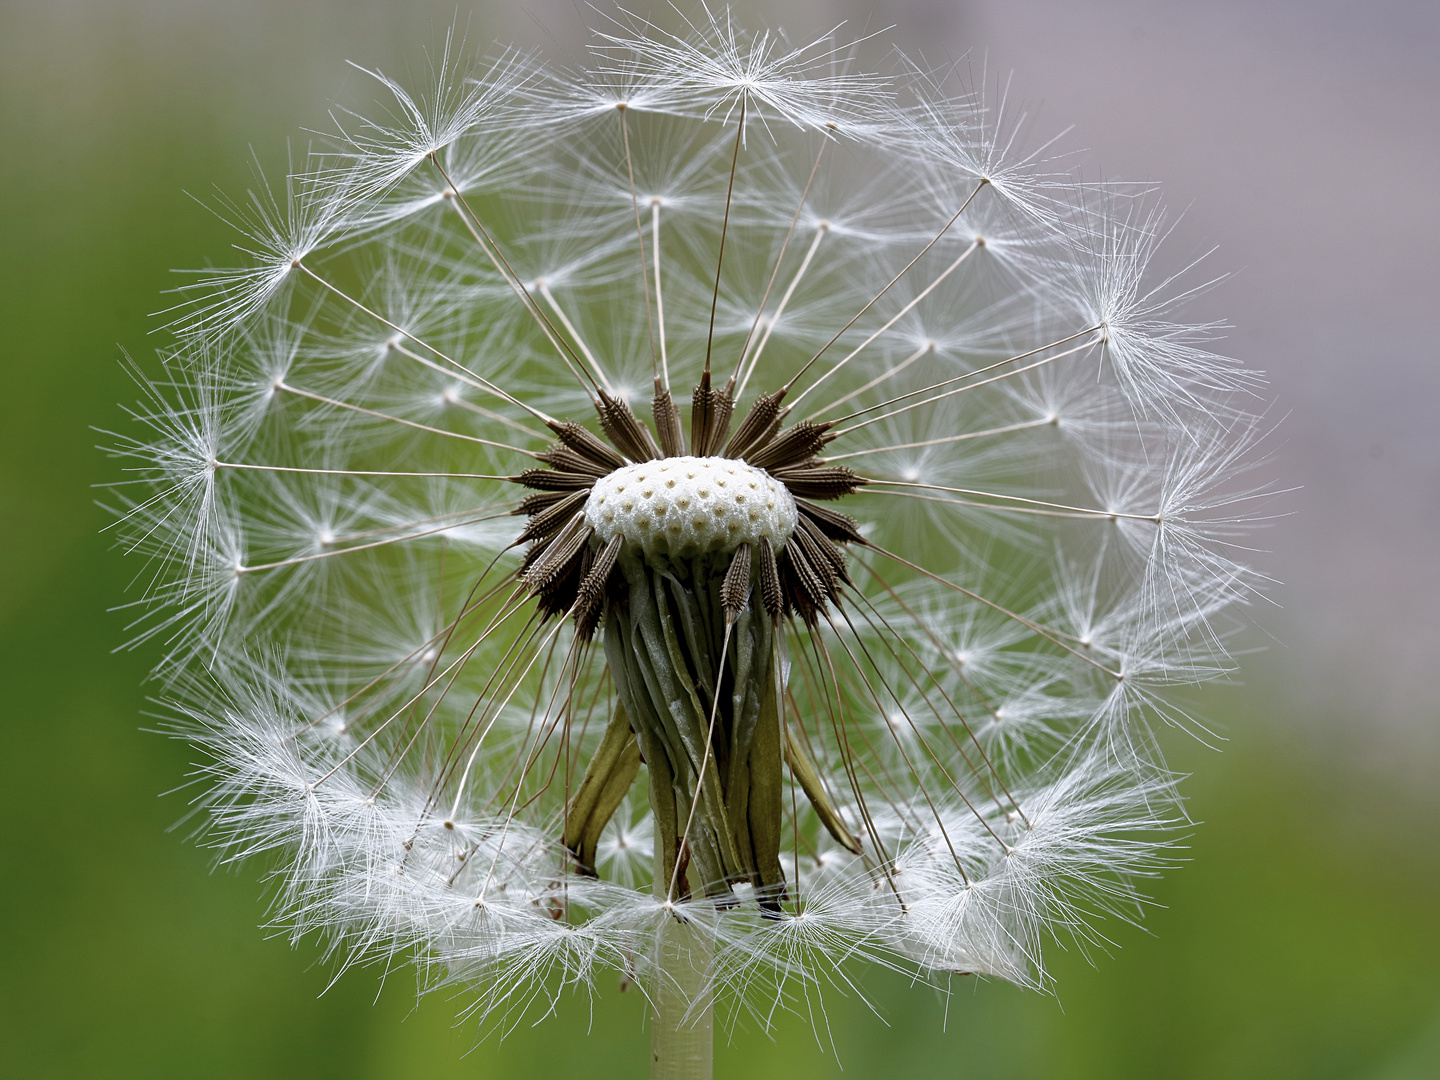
[2,1,1436,1077]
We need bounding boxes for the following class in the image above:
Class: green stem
[650,913,714,1080]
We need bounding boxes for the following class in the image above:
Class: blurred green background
[2,1,1437,1077]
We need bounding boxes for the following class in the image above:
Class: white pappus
[107,5,1274,1056]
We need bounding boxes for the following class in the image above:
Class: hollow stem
[650,911,714,1080]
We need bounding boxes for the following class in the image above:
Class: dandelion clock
[112,9,1271,1077]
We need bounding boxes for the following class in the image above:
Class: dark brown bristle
[743,421,835,471]
[515,489,589,544]
[720,542,752,621]
[524,515,593,593]
[547,420,624,471]
[596,390,659,462]
[512,490,571,517]
[757,536,782,622]
[535,540,591,620]
[776,543,824,624]
[795,498,866,545]
[517,536,545,574]
[651,383,686,458]
[534,447,612,478]
[573,533,623,639]
[724,390,787,460]
[689,370,736,457]
[510,468,597,492]
[796,514,850,586]
[770,465,865,500]
[689,370,714,456]
[790,522,843,600]
[710,394,735,456]
[518,525,564,575]
[707,386,736,456]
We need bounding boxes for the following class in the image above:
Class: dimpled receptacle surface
[584,456,796,559]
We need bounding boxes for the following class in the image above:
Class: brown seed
[516,489,589,544]
[743,420,835,471]
[770,464,865,500]
[512,490,572,517]
[795,514,850,588]
[724,389,787,460]
[534,446,613,478]
[651,383,686,458]
[511,467,597,491]
[573,532,623,639]
[757,536,783,622]
[795,498,866,544]
[547,419,625,471]
[524,515,593,592]
[720,542,752,621]
[596,390,660,463]
[689,369,736,457]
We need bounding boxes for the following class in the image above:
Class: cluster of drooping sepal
[507,371,875,909]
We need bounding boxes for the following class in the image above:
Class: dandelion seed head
[110,6,1274,1041]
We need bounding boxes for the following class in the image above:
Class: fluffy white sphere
[115,7,1273,1034]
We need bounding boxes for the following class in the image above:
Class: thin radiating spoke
[806,628,906,905]
[473,628,586,821]
[825,613,973,870]
[736,225,826,398]
[402,612,556,818]
[471,623,584,890]
[704,99,747,376]
[442,392,551,438]
[419,606,551,807]
[619,105,659,383]
[236,508,511,574]
[309,502,513,546]
[651,199,669,386]
[292,261,557,426]
[783,179,988,393]
[858,547,1121,678]
[830,607,1010,868]
[316,562,519,743]
[845,583,1028,826]
[865,488,1122,520]
[214,461,509,480]
[833,333,1102,435]
[310,584,536,790]
[274,381,533,457]
[388,342,546,438]
[824,417,1051,460]
[730,135,831,387]
[538,280,616,394]
[864,480,1161,523]
[427,156,602,398]
[790,239,980,408]
[804,340,932,421]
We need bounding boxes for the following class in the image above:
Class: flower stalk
[651,912,715,1080]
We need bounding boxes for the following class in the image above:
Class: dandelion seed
[112,9,1273,1074]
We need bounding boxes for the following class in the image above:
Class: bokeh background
[2,1,1436,1076]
